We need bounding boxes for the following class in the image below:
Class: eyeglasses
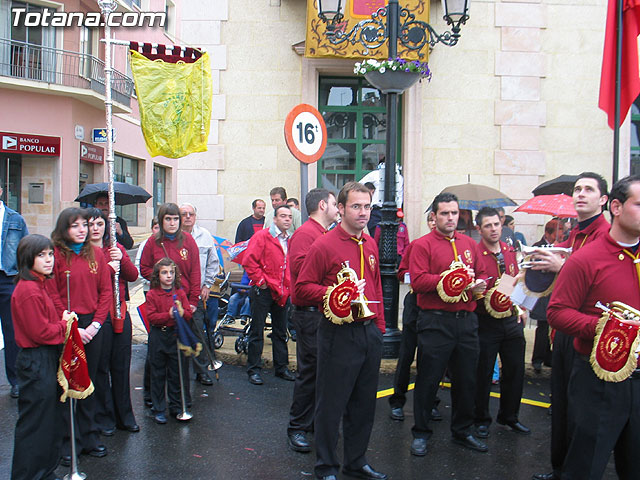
[180,212,195,218]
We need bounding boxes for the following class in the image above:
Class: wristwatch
[91,321,102,330]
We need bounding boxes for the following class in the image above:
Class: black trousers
[288,309,322,435]
[551,330,577,475]
[149,326,190,415]
[562,357,640,480]
[62,313,103,455]
[247,286,288,375]
[532,318,552,367]
[314,319,383,478]
[12,345,63,480]
[389,292,418,409]
[474,313,525,426]
[413,309,479,439]
[95,313,136,430]
[0,272,18,386]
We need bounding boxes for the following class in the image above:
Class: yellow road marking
[377,382,551,409]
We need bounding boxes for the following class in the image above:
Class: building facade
[0,0,181,237]
[181,0,626,245]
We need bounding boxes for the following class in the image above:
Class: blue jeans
[227,292,250,318]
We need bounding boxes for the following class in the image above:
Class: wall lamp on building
[316,0,470,55]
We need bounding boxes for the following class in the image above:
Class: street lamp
[317,0,470,358]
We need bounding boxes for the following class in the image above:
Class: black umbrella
[532,175,579,196]
[75,181,151,205]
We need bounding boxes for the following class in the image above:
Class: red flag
[57,314,94,402]
[599,0,640,129]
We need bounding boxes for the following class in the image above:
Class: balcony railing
[0,38,134,107]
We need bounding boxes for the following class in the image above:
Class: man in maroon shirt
[547,174,640,479]
[286,188,339,454]
[472,207,529,440]
[242,205,295,385]
[296,182,386,480]
[532,172,610,480]
[408,192,487,457]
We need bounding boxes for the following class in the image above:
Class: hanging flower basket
[355,58,432,94]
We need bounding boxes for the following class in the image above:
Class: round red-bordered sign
[284,104,327,164]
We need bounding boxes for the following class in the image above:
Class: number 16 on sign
[284,104,327,164]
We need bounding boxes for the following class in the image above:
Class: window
[0,154,22,212]
[8,1,55,81]
[317,76,401,192]
[631,98,640,175]
[153,164,166,217]
[79,26,97,79]
[114,153,139,226]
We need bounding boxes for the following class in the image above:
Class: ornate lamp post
[317,0,470,358]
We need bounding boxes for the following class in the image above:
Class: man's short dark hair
[475,207,500,227]
[337,182,371,206]
[305,188,332,214]
[609,175,640,213]
[576,172,609,198]
[274,204,291,216]
[430,192,458,214]
[270,187,287,200]
[287,197,299,207]
[364,182,376,192]
[252,199,264,209]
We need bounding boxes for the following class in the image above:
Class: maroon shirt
[548,233,640,356]
[397,242,414,280]
[145,288,192,328]
[102,243,139,312]
[555,213,610,250]
[140,233,201,308]
[295,224,385,333]
[12,277,66,349]
[50,246,113,324]
[409,229,486,312]
[289,217,327,306]
[475,240,519,317]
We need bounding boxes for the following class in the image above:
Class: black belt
[295,305,319,312]
[430,309,471,319]
[152,325,175,332]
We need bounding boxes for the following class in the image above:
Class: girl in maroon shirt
[87,208,139,435]
[11,234,75,480]
[51,207,112,461]
[146,258,192,423]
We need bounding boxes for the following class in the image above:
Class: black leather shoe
[288,431,311,453]
[389,406,404,421]
[100,427,115,437]
[248,373,264,385]
[533,361,542,374]
[498,419,531,435]
[316,476,337,480]
[83,445,107,458]
[59,455,72,467]
[144,397,153,408]
[343,464,388,479]
[410,438,427,456]
[196,373,213,386]
[276,369,296,381]
[117,423,140,433]
[10,384,19,398]
[430,407,443,421]
[452,434,488,453]
[532,473,559,480]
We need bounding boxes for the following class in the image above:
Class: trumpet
[518,245,572,269]
[595,301,640,326]
[338,262,375,320]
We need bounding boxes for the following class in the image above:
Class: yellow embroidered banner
[305,0,430,60]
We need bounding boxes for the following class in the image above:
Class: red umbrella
[514,194,577,218]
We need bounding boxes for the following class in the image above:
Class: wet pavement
[0,343,618,480]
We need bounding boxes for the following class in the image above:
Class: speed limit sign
[284,104,327,164]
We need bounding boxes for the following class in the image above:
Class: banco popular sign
[0,131,61,156]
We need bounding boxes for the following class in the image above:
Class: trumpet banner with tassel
[57,314,94,402]
[305,0,430,60]
[129,42,212,159]
[591,306,640,382]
